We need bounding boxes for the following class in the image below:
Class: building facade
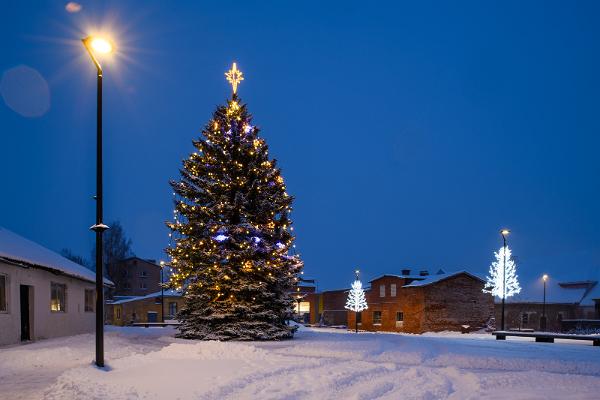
[347,271,493,334]
[0,227,112,346]
[107,257,162,297]
[107,290,184,326]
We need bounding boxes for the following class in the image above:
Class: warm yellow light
[89,37,113,54]
[225,62,244,94]
[500,229,510,236]
[543,274,549,281]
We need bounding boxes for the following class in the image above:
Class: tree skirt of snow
[1,326,600,399]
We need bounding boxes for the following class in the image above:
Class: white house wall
[0,261,96,346]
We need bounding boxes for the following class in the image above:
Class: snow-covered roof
[403,271,484,287]
[0,226,113,286]
[503,279,594,305]
[110,289,183,305]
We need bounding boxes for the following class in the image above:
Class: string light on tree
[345,270,368,333]
[167,62,303,341]
[482,246,521,299]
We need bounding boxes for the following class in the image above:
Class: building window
[169,302,177,317]
[84,289,94,312]
[379,284,385,297]
[521,313,529,325]
[396,311,404,322]
[51,282,66,312]
[373,311,382,325]
[140,282,147,289]
[0,274,7,312]
[140,270,148,277]
[390,284,397,297]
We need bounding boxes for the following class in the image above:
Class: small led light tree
[345,270,368,333]
[483,246,521,300]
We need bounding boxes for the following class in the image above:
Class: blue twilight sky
[1,0,599,291]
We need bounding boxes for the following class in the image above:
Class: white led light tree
[483,246,521,299]
[345,271,368,333]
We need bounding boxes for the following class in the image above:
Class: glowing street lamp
[500,229,510,331]
[82,34,113,368]
[160,261,166,323]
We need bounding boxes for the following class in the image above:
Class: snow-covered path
[1,326,599,399]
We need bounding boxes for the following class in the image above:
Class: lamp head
[543,274,549,282]
[500,229,510,236]
[84,36,113,54]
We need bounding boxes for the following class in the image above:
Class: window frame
[379,284,385,297]
[396,311,404,322]
[390,283,397,297]
[84,289,95,312]
[373,310,382,325]
[168,301,177,317]
[51,282,67,313]
[0,273,8,313]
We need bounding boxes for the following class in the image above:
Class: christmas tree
[482,246,521,299]
[167,63,303,340]
[345,270,368,333]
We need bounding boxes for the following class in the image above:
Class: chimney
[401,269,411,276]
[419,270,429,276]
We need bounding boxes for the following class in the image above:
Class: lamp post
[500,229,510,331]
[160,261,165,323]
[82,36,113,368]
[541,274,548,331]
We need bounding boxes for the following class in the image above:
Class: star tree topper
[225,62,244,94]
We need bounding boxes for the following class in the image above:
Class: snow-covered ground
[1,326,599,400]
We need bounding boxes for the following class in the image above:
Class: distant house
[0,226,113,346]
[107,257,163,297]
[106,290,183,326]
[349,270,493,333]
[497,279,600,332]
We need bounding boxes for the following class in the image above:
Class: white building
[0,226,112,346]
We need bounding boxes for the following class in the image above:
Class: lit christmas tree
[483,246,521,299]
[167,63,303,340]
[345,270,368,333]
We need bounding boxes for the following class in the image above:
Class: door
[147,311,157,323]
[20,285,30,341]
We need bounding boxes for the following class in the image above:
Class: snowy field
[1,326,600,400]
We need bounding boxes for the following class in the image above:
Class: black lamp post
[541,274,548,331]
[160,261,165,322]
[82,36,113,368]
[500,229,510,331]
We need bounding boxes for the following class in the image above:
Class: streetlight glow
[89,37,113,54]
[543,274,549,282]
[500,229,510,236]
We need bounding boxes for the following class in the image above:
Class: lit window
[84,289,94,312]
[373,311,382,325]
[51,283,66,312]
[0,274,7,312]
[390,284,397,297]
[379,284,385,297]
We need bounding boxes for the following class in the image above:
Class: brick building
[107,257,163,297]
[107,290,184,326]
[347,270,493,333]
[305,289,349,326]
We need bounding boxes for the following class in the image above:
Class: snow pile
[1,326,600,399]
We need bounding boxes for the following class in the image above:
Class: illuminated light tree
[345,270,368,333]
[167,63,303,340]
[483,246,521,299]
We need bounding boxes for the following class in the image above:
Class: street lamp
[541,274,549,331]
[160,261,166,323]
[500,229,510,331]
[82,35,113,368]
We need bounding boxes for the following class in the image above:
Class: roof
[110,289,183,305]
[0,226,113,286]
[403,271,484,287]
[503,279,594,305]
